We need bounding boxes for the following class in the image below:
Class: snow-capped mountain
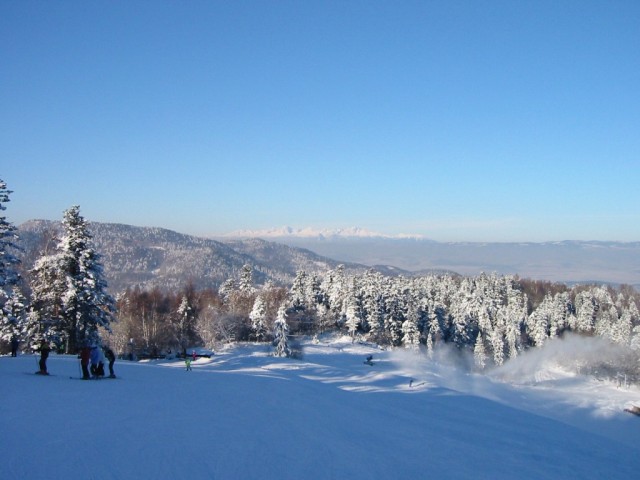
[223,226,428,240]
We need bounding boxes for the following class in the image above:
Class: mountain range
[16,220,381,293]
[16,220,640,293]
[220,227,640,287]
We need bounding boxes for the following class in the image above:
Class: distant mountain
[219,231,640,287]
[223,226,428,240]
[17,220,639,291]
[16,220,380,293]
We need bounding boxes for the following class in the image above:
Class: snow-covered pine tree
[57,206,116,351]
[344,278,364,342]
[401,302,421,350]
[238,264,255,296]
[249,294,268,342]
[273,304,291,357]
[218,278,236,304]
[474,332,487,370]
[0,287,27,348]
[0,179,25,347]
[574,290,598,334]
[362,270,385,341]
[304,273,324,313]
[627,301,640,351]
[527,294,551,347]
[175,293,198,353]
[0,178,21,294]
[289,270,308,311]
[611,307,632,346]
[324,265,347,321]
[503,281,526,360]
[25,253,67,350]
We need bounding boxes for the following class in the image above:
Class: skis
[70,375,119,380]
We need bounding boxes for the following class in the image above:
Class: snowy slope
[2,337,640,480]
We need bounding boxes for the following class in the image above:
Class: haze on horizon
[2,2,639,243]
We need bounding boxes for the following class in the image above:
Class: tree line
[1,178,639,380]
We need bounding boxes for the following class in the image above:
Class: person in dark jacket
[10,336,19,357]
[80,346,91,379]
[36,340,50,375]
[103,346,116,378]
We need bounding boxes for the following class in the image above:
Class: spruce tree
[175,294,198,352]
[0,287,27,349]
[0,179,24,347]
[25,253,66,350]
[59,206,116,351]
[273,304,291,357]
[249,294,267,342]
[0,178,21,292]
[474,332,487,370]
[27,206,116,353]
[401,302,421,350]
[238,264,254,296]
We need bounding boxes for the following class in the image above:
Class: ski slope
[2,336,639,479]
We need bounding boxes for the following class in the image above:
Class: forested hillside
[16,220,369,292]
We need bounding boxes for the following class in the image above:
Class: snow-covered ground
[3,336,640,479]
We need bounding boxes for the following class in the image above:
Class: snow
[3,336,640,479]
[223,226,426,240]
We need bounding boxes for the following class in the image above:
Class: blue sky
[1,1,639,242]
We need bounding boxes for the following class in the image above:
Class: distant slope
[17,220,376,293]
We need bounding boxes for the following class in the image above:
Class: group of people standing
[79,345,116,379]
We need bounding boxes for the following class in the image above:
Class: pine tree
[0,178,21,293]
[249,294,267,342]
[474,332,487,370]
[0,287,27,347]
[0,179,24,347]
[344,278,364,342]
[175,293,198,352]
[527,295,551,347]
[27,206,116,353]
[25,253,66,350]
[401,318,420,350]
[574,290,598,334]
[273,304,291,357]
[218,278,236,304]
[289,270,308,311]
[238,264,254,296]
[362,271,385,341]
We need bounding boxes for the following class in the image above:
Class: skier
[10,336,19,357]
[36,340,50,375]
[90,346,105,378]
[185,357,192,371]
[103,346,116,378]
[80,345,91,379]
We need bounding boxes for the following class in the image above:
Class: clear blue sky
[2,1,639,242]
